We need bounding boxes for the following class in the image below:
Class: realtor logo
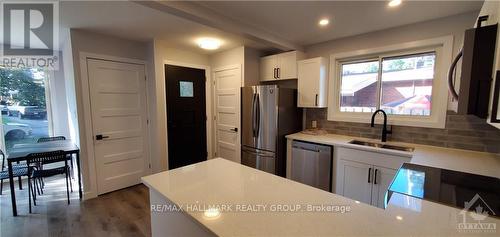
[1,1,59,69]
[457,194,497,233]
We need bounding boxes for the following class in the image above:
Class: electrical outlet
[311,120,317,128]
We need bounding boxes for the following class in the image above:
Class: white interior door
[214,65,241,163]
[87,59,149,195]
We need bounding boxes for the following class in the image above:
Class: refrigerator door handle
[255,93,261,138]
[251,92,257,137]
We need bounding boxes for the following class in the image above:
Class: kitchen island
[142,158,499,236]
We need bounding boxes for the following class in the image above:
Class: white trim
[328,36,453,128]
[163,60,213,168]
[212,64,242,161]
[79,52,151,199]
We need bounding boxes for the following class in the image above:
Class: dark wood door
[165,65,207,169]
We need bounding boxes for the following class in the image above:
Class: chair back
[0,149,4,171]
[37,136,66,143]
[27,150,66,165]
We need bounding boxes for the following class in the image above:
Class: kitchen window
[329,36,453,128]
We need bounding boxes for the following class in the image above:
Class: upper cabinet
[260,51,304,81]
[297,57,328,108]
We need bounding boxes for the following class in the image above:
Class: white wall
[210,46,244,69]
[69,29,150,195]
[305,11,478,111]
[150,39,210,172]
[50,51,71,138]
[209,46,262,86]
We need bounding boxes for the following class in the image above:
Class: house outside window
[329,36,453,128]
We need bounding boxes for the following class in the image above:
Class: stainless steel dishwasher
[291,140,332,192]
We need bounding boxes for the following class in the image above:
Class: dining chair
[0,149,29,195]
[27,150,72,213]
[36,136,73,189]
[37,136,66,143]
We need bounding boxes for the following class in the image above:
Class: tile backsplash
[305,109,500,153]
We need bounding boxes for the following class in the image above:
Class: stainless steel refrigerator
[241,85,302,177]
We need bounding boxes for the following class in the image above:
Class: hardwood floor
[0,177,151,237]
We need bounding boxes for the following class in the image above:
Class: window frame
[328,36,454,128]
[0,67,55,153]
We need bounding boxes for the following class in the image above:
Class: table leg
[8,161,17,216]
[76,151,82,199]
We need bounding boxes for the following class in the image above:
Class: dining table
[6,140,81,216]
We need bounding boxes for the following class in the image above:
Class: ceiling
[58,1,484,54]
[196,1,483,46]
[59,1,262,54]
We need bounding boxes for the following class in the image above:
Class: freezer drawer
[291,141,332,192]
[241,146,276,174]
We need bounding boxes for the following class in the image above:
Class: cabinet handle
[368,168,371,183]
[277,68,280,79]
[315,94,318,106]
[374,169,378,185]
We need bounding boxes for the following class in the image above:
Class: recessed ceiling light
[318,18,330,26]
[396,215,403,220]
[197,37,221,50]
[388,0,402,7]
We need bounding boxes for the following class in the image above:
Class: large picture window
[340,52,436,116]
[329,36,453,128]
[0,67,52,152]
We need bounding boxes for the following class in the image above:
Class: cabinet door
[371,166,397,208]
[337,159,373,205]
[260,56,278,81]
[277,52,298,79]
[297,59,320,107]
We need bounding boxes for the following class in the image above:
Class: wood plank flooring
[0,177,151,237]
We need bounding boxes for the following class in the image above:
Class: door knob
[96,134,110,140]
[229,128,238,132]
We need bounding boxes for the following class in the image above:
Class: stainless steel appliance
[291,141,332,192]
[241,85,302,176]
[447,16,497,118]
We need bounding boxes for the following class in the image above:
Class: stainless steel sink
[348,140,414,152]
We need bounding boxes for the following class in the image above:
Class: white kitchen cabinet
[297,57,327,108]
[370,166,397,208]
[260,55,279,81]
[337,159,373,204]
[260,51,304,81]
[335,147,410,208]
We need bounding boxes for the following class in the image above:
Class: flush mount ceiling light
[197,37,222,50]
[203,207,221,220]
[388,0,402,7]
[318,18,330,26]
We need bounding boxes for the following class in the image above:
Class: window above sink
[328,36,453,129]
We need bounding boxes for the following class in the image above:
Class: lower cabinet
[338,159,373,204]
[335,147,410,208]
[370,166,397,208]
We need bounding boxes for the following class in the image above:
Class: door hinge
[213,80,216,85]
[146,119,149,125]
[213,115,217,120]
[148,163,151,169]
[144,76,147,81]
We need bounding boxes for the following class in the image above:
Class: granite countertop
[142,158,500,236]
[286,132,500,179]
